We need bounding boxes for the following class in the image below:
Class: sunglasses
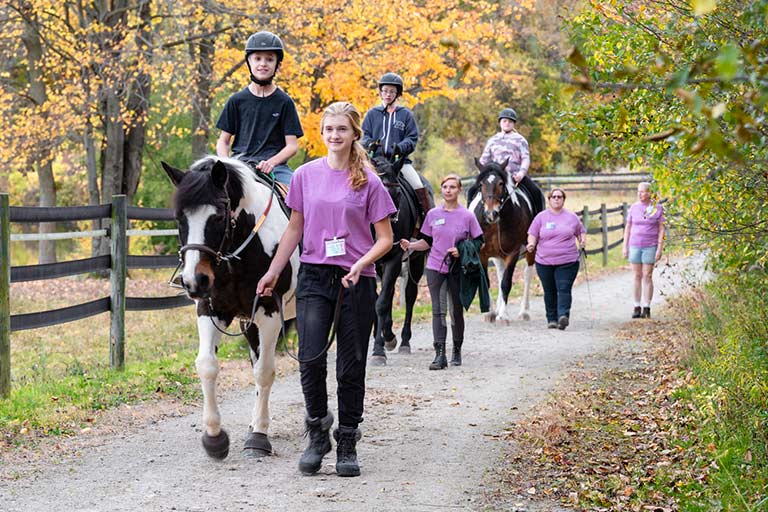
[549,195,564,199]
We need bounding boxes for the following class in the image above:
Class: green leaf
[715,44,740,81]
[691,0,717,16]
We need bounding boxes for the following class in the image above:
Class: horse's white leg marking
[196,314,224,437]
[491,257,507,319]
[518,263,533,320]
[281,251,300,321]
[182,205,216,293]
[250,309,279,435]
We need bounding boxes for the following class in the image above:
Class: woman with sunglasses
[525,188,585,330]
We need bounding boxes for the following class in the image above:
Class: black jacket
[457,237,490,312]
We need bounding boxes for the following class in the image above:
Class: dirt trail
[0,258,704,512]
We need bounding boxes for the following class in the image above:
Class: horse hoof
[369,355,387,366]
[202,429,230,460]
[243,430,272,458]
[398,345,411,355]
[384,337,398,351]
[497,317,511,326]
[483,313,496,323]
[519,312,531,321]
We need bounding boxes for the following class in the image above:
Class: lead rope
[278,280,353,364]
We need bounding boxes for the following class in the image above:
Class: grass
[482,268,768,511]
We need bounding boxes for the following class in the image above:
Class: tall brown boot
[415,187,432,218]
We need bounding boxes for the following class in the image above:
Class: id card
[545,222,556,230]
[325,237,346,257]
[434,218,446,226]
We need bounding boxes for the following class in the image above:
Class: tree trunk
[20,2,57,263]
[190,34,215,158]
[122,0,152,201]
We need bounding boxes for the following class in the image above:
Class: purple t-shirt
[421,204,483,274]
[627,201,664,248]
[286,157,397,277]
[527,209,585,266]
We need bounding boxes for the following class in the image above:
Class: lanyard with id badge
[325,236,346,257]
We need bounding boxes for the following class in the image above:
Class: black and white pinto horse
[163,156,298,459]
[468,159,542,324]
[369,155,433,366]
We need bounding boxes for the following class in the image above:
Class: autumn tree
[561,0,768,269]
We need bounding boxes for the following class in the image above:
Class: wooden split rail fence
[0,194,192,398]
[0,193,633,398]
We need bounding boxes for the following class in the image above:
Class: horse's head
[474,157,509,224]
[372,154,405,217]
[163,158,244,299]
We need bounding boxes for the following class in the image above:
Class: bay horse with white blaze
[468,158,543,323]
[163,156,299,460]
[369,154,433,366]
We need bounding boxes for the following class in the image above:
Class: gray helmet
[378,72,404,96]
[498,107,518,122]
[245,31,284,63]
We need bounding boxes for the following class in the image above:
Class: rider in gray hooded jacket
[361,72,430,217]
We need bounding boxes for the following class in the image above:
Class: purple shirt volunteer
[286,157,397,277]
[528,209,585,266]
[627,201,665,248]
[421,204,483,274]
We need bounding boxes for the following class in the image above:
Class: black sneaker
[557,315,569,330]
[641,307,651,319]
[632,306,642,319]
[333,426,361,477]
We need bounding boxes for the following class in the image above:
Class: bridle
[480,173,516,257]
[169,177,276,287]
[480,174,510,220]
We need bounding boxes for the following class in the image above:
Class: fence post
[581,205,589,229]
[0,194,10,398]
[110,195,127,370]
[601,203,608,267]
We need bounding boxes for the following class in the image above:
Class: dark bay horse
[369,155,433,366]
[468,159,543,323]
[163,156,299,459]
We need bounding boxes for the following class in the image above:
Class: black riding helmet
[245,31,284,85]
[378,72,404,97]
[498,107,518,122]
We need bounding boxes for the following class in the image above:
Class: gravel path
[0,258,704,512]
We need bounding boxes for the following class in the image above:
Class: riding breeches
[296,263,377,429]
[401,163,423,190]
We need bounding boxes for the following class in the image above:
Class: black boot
[298,411,333,475]
[429,342,447,370]
[450,341,463,366]
[641,307,651,319]
[333,426,362,477]
[632,306,642,319]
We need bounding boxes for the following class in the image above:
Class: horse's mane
[173,156,252,213]
[474,162,508,188]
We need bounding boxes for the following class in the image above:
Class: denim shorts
[628,246,657,264]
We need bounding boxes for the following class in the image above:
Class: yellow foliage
[1,0,532,186]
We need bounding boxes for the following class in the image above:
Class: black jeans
[535,261,579,322]
[426,268,464,345]
[296,263,377,428]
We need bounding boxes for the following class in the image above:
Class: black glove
[392,143,403,158]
